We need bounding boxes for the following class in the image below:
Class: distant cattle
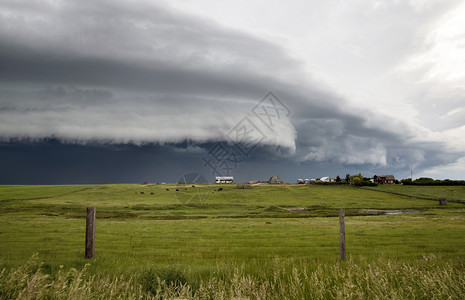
[150,192,154,195]
[218,188,223,191]
[176,189,179,191]
[166,189,169,191]
[140,192,144,194]
[192,185,195,188]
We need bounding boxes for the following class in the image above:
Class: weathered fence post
[339,208,346,261]
[85,207,96,259]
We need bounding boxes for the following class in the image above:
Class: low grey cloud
[0,0,463,181]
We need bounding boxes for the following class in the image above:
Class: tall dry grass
[1,255,464,299]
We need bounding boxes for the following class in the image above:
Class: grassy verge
[1,254,464,299]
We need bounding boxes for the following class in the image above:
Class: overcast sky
[1,0,465,184]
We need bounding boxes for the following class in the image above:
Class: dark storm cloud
[0,0,463,182]
[0,0,298,97]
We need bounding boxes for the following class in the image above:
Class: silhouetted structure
[268,175,283,184]
[373,175,395,184]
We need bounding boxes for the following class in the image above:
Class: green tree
[350,174,364,186]
[401,178,412,185]
[414,177,435,184]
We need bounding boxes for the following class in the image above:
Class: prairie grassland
[364,184,465,202]
[1,184,465,298]
[0,185,94,202]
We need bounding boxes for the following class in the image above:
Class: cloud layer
[1,0,464,180]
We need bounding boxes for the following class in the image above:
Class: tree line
[312,174,465,187]
[400,177,465,186]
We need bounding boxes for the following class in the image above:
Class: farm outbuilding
[268,175,283,184]
[319,176,335,183]
[215,176,234,183]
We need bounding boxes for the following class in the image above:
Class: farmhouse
[373,174,395,184]
[319,176,335,183]
[215,176,234,184]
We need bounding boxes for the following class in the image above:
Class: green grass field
[364,184,465,202]
[1,184,465,298]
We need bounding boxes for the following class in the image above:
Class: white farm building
[215,176,234,183]
[319,176,335,183]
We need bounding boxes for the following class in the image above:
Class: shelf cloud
[1,0,464,182]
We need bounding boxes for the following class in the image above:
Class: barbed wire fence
[2,207,463,267]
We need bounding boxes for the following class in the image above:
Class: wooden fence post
[85,207,96,259]
[339,208,346,261]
